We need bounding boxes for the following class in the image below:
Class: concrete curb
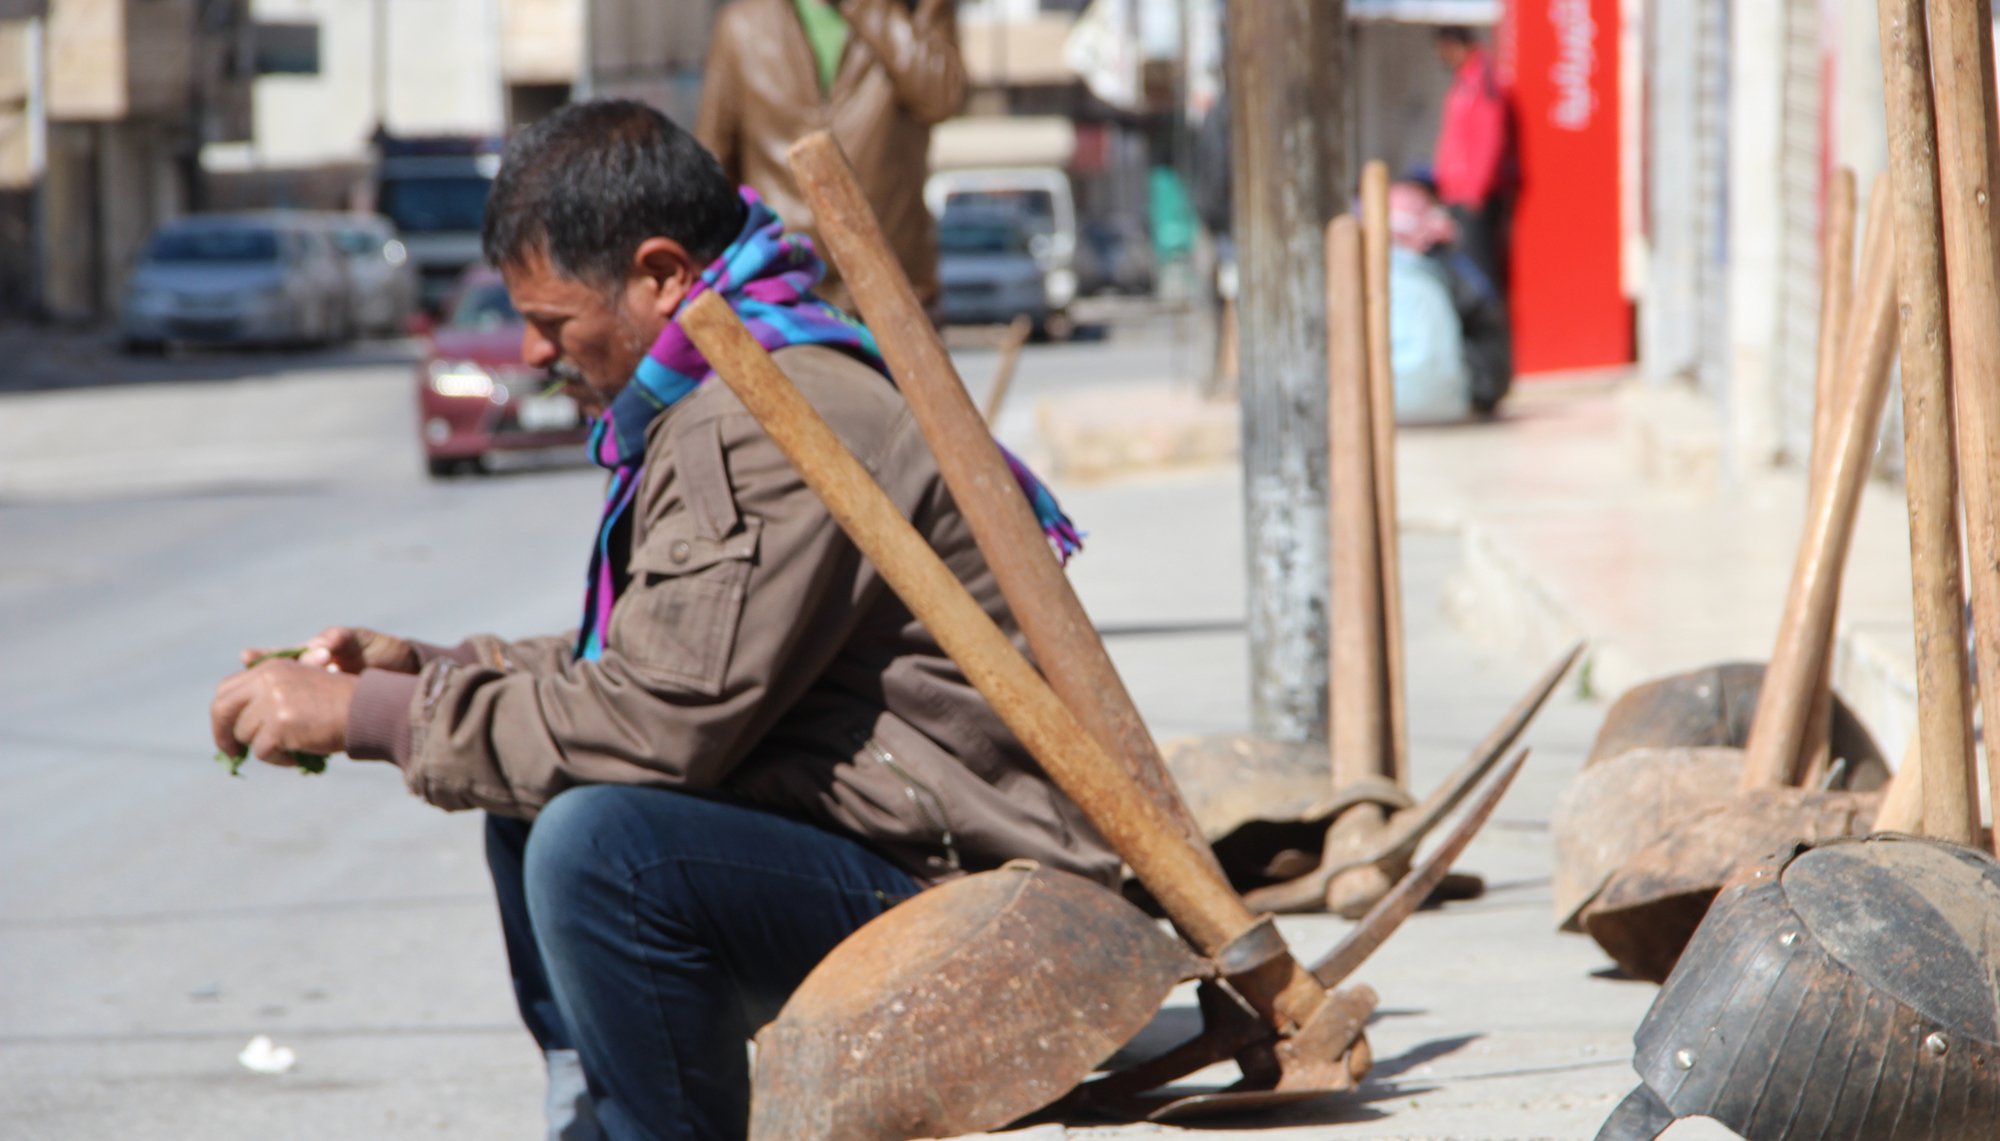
[1034,387,1240,483]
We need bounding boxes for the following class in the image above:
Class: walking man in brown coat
[696,0,967,309]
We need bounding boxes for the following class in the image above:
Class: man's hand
[243,626,421,676]
[211,660,359,767]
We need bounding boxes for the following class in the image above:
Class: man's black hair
[481,99,746,286]
[1436,25,1479,46]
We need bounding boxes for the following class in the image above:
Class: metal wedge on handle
[1079,743,1535,1116]
[1250,642,1581,915]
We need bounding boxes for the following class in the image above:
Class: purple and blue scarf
[576,188,1081,662]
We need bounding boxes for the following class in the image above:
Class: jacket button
[669,540,692,564]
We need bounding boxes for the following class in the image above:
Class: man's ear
[631,237,701,321]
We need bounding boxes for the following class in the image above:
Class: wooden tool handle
[786,132,1217,864]
[1877,0,1980,845]
[1327,216,1390,790]
[1738,178,1899,791]
[1876,731,1926,834]
[1360,161,1408,787]
[1809,170,1860,485]
[1797,167,1859,787]
[982,315,1033,424]
[680,293,1326,1029]
[1928,0,2000,853]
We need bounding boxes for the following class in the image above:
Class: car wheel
[427,456,489,478]
[1034,310,1075,343]
[121,336,166,356]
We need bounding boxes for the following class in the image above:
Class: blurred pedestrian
[1431,25,1514,300]
[696,0,967,311]
[1389,174,1512,416]
[1191,96,1238,395]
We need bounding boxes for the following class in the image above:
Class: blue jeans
[485,786,923,1141]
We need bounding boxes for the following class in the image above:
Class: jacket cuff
[346,669,419,766]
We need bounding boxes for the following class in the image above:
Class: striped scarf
[575,188,1081,662]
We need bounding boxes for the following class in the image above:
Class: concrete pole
[1725,0,1787,476]
[26,14,45,318]
[1227,0,1348,741]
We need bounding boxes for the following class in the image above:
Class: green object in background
[794,0,850,94]
[213,646,329,776]
[1148,166,1198,261]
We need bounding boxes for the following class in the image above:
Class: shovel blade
[748,863,1201,1141]
[1551,746,1746,932]
[1581,788,1881,982]
[1587,662,1888,781]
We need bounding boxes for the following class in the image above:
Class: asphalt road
[0,311,1237,1139]
[0,313,1708,1140]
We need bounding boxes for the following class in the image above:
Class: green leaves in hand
[214,647,329,777]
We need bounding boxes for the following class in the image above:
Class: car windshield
[939,221,1028,256]
[148,228,281,263]
[448,282,519,330]
[946,189,1057,223]
[331,228,385,257]
[379,178,491,233]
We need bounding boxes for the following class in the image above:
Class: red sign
[1499,0,1634,374]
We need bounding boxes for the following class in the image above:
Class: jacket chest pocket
[610,515,763,697]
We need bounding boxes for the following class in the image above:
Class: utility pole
[1227,0,1348,741]
[26,11,46,318]
[372,0,389,133]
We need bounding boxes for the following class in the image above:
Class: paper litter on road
[237,1034,297,1074]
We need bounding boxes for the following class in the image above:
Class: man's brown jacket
[346,345,1116,887]
[695,0,967,307]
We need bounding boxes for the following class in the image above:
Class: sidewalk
[0,333,1832,1140]
[1031,369,1923,760]
[973,361,1929,1140]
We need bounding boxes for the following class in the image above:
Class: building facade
[0,0,253,320]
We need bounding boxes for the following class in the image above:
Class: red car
[416,266,590,476]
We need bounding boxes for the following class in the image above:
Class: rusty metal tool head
[1584,661,1886,774]
[1160,641,1572,902]
[1595,835,2000,1139]
[1077,744,1534,1121]
[751,862,1203,1140]
[682,294,1373,1139]
[1240,642,1582,914]
[1579,786,1881,982]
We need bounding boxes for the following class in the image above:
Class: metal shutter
[1775,0,1825,466]
[1695,0,1731,404]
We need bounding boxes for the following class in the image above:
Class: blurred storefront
[0,0,251,321]
[1633,0,1901,475]
[1497,0,1633,375]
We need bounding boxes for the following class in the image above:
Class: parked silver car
[120,212,353,352]
[935,206,1066,339]
[320,213,420,338]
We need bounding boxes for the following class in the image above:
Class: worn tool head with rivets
[1595,835,2000,1140]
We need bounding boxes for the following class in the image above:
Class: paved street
[0,316,1721,1140]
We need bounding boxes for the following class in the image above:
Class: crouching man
[208,99,1115,1141]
